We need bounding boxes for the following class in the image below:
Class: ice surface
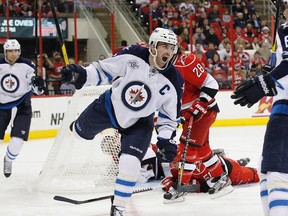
[0,126,266,216]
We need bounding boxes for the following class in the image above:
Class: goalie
[230,1,288,216]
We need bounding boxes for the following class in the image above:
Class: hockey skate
[3,157,12,178]
[110,196,125,216]
[110,205,125,216]
[207,172,233,199]
[163,183,187,204]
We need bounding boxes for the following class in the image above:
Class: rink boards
[3,90,272,142]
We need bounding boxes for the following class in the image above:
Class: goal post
[37,85,121,194]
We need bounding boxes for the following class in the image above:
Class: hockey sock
[5,137,24,161]
[260,173,269,216]
[266,172,288,216]
[113,154,141,209]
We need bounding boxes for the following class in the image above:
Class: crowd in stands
[130,0,273,89]
[0,0,73,17]
[2,0,273,93]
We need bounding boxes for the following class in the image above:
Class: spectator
[219,42,232,62]
[237,43,250,71]
[207,5,221,23]
[247,64,260,79]
[46,51,65,94]
[221,8,231,28]
[179,0,195,14]
[113,40,128,55]
[248,13,261,33]
[251,36,261,50]
[99,54,106,60]
[258,26,272,49]
[205,42,218,63]
[256,42,272,64]
[218,26,229,42]
[250,51,266,67]
[205,28,220,48]
[234,12,247,29]
[193,27,206,47]
[192,42,207,62]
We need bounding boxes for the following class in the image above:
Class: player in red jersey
[162,51,233,203]
[138,144,259,193]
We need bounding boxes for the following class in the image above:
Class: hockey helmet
[149,28,178,54]
[3,39,21,53]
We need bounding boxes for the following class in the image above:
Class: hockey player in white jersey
[0,39,45,178]
[61,28,184,216]
[231,1,288,215]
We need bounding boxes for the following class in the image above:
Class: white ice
[0,125,266,216]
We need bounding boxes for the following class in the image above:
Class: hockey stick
[269,0,282,66]
[177,117,199,192]
[49,0,69,65]
[53,184,164,205]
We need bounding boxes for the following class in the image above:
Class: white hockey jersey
[0,57,35,106]
[83,45,184,139]
[270,21,288,115]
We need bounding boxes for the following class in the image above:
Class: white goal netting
[37,85,121,194]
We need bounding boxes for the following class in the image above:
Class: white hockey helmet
[149,28,178,54]
[3,39,21,54]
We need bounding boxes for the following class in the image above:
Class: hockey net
[37,85,121,194]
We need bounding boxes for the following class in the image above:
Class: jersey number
[192,63,205,78]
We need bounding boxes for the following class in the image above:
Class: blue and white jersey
[0,57,35,106]
[84,45,184,139]
[270,21,288,115]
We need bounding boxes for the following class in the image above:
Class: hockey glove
[156,139,177,163]
[161,176,176,192]
[31,76,45,95]
[231,74,277,108]
[182,98,209,123]
[61,64,87,89]
[261,64,274,74]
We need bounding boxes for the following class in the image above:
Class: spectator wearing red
[113,40,128,55]
[258,26,272,49]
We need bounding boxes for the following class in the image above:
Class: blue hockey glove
[231,74,277,108]
[61,64,87,89]
[31,76,45,95]
[156,139,177,162]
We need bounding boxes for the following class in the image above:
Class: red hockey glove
[161,176,176,192]
[183,99,209,123]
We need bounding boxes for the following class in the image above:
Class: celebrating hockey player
[230,1,288,215]
[160,51,233,203]
[0,39,45,178]
[61,28,184,216]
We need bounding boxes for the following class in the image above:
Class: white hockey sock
[260,173,269,216]
[267,172,288,216]
[113,154,141,209]
[5,137,24,162]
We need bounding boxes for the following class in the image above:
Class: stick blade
[53,195,80,204]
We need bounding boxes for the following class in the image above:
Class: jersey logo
[122,81,151,111]
[128,60,139,69]
[1,74,19,93]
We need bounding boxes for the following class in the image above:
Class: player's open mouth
[162,56,168,62]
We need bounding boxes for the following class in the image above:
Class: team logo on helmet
[122,81,151,111]
[1,74,19,93]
